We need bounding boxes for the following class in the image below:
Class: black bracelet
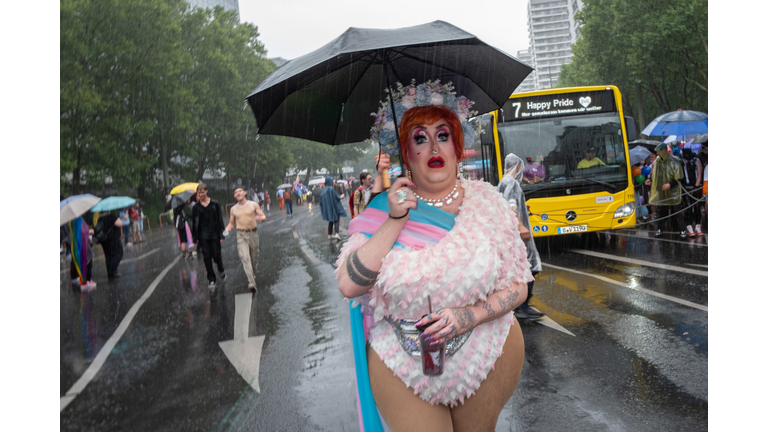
[388,209,409,219]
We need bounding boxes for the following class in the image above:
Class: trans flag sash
[346,192,456,432]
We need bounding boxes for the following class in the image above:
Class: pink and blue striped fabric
[348,193,456,250]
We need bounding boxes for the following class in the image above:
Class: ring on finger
[396,189,408,204]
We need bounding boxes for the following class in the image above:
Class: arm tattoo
[497,289,520,312]
[345,256,375,287]
[350,250,379,279]
[482,301,496,317]
[455,307,476,330]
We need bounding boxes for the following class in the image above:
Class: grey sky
[239,0,530,61]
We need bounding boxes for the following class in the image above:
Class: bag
[94,218,111,244]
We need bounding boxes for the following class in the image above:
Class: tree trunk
[635,83,646,134]
[303,166,312,186]
[160,127,169,192]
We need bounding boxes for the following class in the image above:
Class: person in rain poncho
[645,143,685,238]
[319,176,347,240]
[497,153,543,320]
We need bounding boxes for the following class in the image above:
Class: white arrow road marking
[530,311,575,336]
[219,294,265,393]
[542,262,708,312]
[568,249,708,277]
[61,254,181,412]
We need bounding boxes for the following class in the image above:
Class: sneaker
[333,233,341,240]
[209,281,216,287]
[695,224,703,236]
[220,272,226,281]
[651,213,657,220]
[680,231,687,238]
[655,229,663,237]
[248,284,256,292]
[686,225,696,237]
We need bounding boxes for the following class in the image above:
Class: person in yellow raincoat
[646,143,685,237]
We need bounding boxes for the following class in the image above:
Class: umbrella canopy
[628,139,662,153]
[92,196,136,213]
[641,110,708,137]
[246,20,533,146]
[691,133,708,144]
[166,190,195,211]
[169,182,199,195]
[60,194,102,226]
[276,183,292,189]
[629,146,652,166]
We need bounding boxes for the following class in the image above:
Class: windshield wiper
[575,177,618,191]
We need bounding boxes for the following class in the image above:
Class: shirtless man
[225,186,267,291]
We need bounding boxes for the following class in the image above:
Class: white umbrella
[60,194,102,226]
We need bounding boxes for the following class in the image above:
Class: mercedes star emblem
[566,211,577,222]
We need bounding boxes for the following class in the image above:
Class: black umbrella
[165,190,195,211]
[628,139,662,153]
[246,20,533,147]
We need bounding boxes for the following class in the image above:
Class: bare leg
[367,345,454,432]
[450,322,525,432]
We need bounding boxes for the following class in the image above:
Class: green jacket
[649,155,683,206]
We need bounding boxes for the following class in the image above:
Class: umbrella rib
[332,54,379,144]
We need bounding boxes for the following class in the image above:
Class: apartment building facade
[526,0,582,90]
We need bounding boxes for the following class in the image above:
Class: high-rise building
[526,0,582,90]
[186,0,239,19]
[514,49,537,94]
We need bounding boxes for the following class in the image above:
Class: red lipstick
[427,157,445,168]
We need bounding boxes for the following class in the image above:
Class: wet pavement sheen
[60,204,707,431]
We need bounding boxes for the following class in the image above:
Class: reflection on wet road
[60,206,706,431]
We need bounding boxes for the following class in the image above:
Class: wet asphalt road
[60,203,707,431]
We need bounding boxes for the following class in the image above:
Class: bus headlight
[613,202,635,219]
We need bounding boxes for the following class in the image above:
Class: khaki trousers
[236,230,259,287]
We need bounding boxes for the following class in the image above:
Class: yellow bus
[462,85,637,237]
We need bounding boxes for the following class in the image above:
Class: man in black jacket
[192,183,226,286]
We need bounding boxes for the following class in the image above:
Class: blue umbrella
[91,196,136,212]
[642,110,708,137]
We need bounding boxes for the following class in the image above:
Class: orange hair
[398,105,464,169]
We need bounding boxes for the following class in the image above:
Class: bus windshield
[497,111,628,199]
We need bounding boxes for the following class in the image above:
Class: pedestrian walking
[351,172,373,218]
[174,199,194,259]
[62,219,96,288]
[498,153,544,320]
[192,183,226,287]
[129,204,142,243]
[319,176,347,240]
[119,208,131,246]
[277,187,285,210]
[695,141,708,233]
[284,187,293,216]
[264,190,271,212]
[96,210,124,278]
[224,186,266,292]
[680,147,702,237]
[646,143,685,237]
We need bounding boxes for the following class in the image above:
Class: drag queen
[336,81,532,431]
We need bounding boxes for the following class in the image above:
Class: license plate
[558,224,588,234]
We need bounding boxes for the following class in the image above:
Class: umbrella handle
[383,175,390,189]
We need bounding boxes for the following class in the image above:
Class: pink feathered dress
[335,179,533,406]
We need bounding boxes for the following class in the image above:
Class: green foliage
[60,0,370,202]
[558,0,707,132]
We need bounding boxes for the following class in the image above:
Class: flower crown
[367,80,483,156]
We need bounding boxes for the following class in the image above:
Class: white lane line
[300,246,319,264]
[687,264,708,269]
[542,262,708,312]
[607,231,708,247]
[568,249,708,277]
[60,248,160,275]
[292,231,298,239]
[60,254,182,411]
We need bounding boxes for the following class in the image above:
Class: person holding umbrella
[336,81,530,430]
[96,211,124,278]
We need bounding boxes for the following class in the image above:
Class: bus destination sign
[503,90,616,121]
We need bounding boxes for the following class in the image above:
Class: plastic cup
[416,320,445,376]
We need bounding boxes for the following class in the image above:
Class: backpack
[349,186,364,218]
[94,218,112,244]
